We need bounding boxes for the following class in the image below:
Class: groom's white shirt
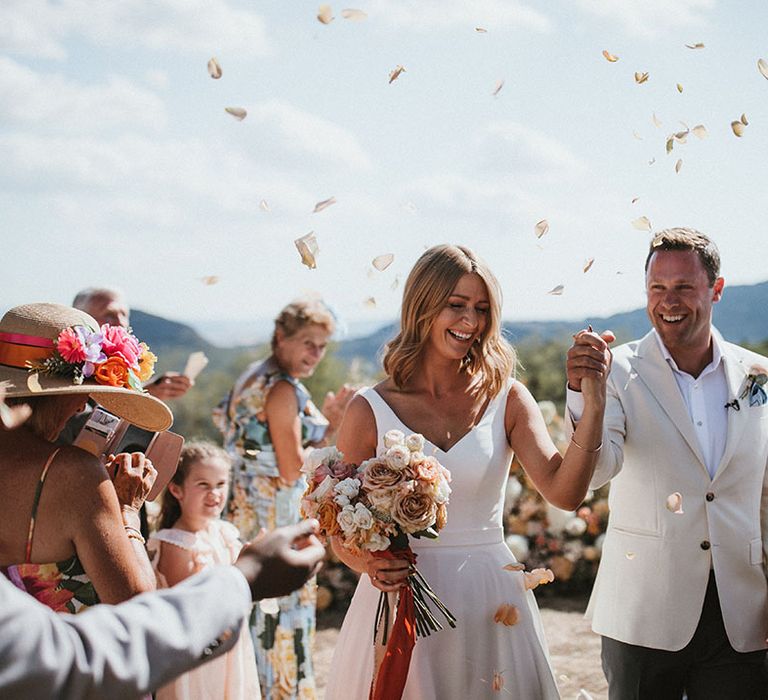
[567,328,768,652]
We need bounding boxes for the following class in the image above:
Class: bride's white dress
[324,385,560,699]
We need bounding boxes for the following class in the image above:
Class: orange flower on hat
[94,355,131,388]
[135,343,157,382]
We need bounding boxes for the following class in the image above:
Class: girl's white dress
[148,520,261,700]
[324,385,560,699]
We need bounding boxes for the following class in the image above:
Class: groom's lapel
[630,332,708,473]
[712,350,748,481]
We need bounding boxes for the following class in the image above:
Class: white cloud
[0,0,269,60]
[574,0,715,38]
[247,99,372,171]
[0,57,167,130]
[367,0,552,33]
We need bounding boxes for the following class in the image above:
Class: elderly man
[567,228,768,699]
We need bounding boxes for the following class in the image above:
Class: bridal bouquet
[301,430,455,700]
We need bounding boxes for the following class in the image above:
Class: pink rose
[100,324,141,367]
[56,327,87,363]
[413,456,441,484]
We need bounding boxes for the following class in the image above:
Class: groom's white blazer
[583,329,768,652]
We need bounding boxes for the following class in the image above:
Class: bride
[324,244,611,699]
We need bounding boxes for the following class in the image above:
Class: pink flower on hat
[56,327,87,363]
[100,324,141,367]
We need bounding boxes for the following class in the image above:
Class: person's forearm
[122,507,157,592]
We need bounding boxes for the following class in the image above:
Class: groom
[566,228,768,698]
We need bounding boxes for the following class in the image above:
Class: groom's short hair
[644,227,721,286]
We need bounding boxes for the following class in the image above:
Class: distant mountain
[130,309,217,353]
[335,280,768,366]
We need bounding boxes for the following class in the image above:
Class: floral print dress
[214,357,328,700]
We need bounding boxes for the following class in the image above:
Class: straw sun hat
[0,303,172,432]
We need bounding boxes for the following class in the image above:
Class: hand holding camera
[107,452,157,517]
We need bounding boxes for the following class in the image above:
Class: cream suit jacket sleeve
[0,566,251,700]
[570,331,768,653]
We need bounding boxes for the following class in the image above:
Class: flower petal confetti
[759,59,768,80]
[201,275,219,286]
[666,137,675,154]
[632,131,643,140]
[313,196,337,213]
[652,113,662,128]
[685,42,705,49]
[390,276,400,291]
[648,157,656,165]
[625,551,636,560]
[523,568,555,590]
[741,113,749,126]
[631,196,639,204]
[317,4,334,24]
[534,219,549,238]
[675,159,683,174]
[295,232,319,269]
[692,124,708,139]
[492,80,505,97]
[341,8,367,20]
[502,562,525,571]
[547,285,564,296]
[634,71,649,84]
[666,492,684,514]
[676,83,684,93]
[364,297,376,308]
[225,107,247,121]
[389,65,406,84]
[475,27,488,33]
[207,57,222,79]
[631,216,651,232]
[731,120,745,137]
[259,199,270,212]
[372,253,394,271]
[602,50,619,63]
[493,603,519,626]
[583,258,595,273]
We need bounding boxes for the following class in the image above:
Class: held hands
[321,384,357,433]
[107,452,157,523]
[366,556,411,593]
[235,520,326,600]
[146,372,193,401]
[566,328,615,403]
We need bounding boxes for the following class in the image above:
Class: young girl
[149,442,261,700]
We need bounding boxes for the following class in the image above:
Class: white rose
[352,502,374,530]
[334,477,361,499]
[302,446,343,474]
[385,445,411,471]
[363,531,391,552]
[383,429,405,449]
[310,475,338,502]
[564,516,587,537]
[408,451,426,466]
[435,475,452,505]
[337,505,357,533]
[334,494,350,507]
[367,487,396,515]
[405,433,426,453]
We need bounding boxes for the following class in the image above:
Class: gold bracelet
[571,436,602,454]
[125,526,146,545]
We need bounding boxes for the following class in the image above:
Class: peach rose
[94,355,131,387]
[361,458,405,491]
[316,499,342,536]
[391,488,437,534]
[135,343,157,382]
[413,455,441,484]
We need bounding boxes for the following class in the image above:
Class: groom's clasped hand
[566,327,616,393]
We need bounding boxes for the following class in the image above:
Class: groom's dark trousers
[601,572,768,700]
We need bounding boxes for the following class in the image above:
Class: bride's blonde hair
[382,244,516,399]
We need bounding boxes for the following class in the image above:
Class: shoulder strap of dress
[25,447,62,563]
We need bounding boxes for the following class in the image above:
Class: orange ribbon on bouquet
[370,548,417,700]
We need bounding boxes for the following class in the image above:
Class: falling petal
[666,137,674,154]
[534,219,549,238]
[225,107,247,121]
[632,131,643,140]
[652,113,662,128]
[631,196,639,204]
[502,563,525,571]
[389,65,406,83]
[583,258,595,273]
[259,199,270,212]
[523,568,555,590]
[759,59,768,80]
[741,113,749,126]
[675,159,682,174]
[685,42,705,49]
[27,373,43,393]
[492,80,504,97]
[313,196,337,213]
[625,551,636,560]
[602,50,619,63]
[634,72,649,84]
[295,232,319,269]
[317,4,334,23]
[201,275,220,286]
[547,285,564,296]
[631,216,651,232]
[475,27,488,33]
[648,157,656,165]
[666,492,684,514]
[372,253,394,271]
[731,120,745,137]
[341,8,367,20]
[692,124,708,139]
[207,57,222,79]
[673,130,688,143]
[676,83,683,93]
[364,297,376,308]
[390,276,400,291]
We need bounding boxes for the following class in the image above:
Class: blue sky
[2,1,767,342]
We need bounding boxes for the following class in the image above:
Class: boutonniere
[737,366,768,408]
